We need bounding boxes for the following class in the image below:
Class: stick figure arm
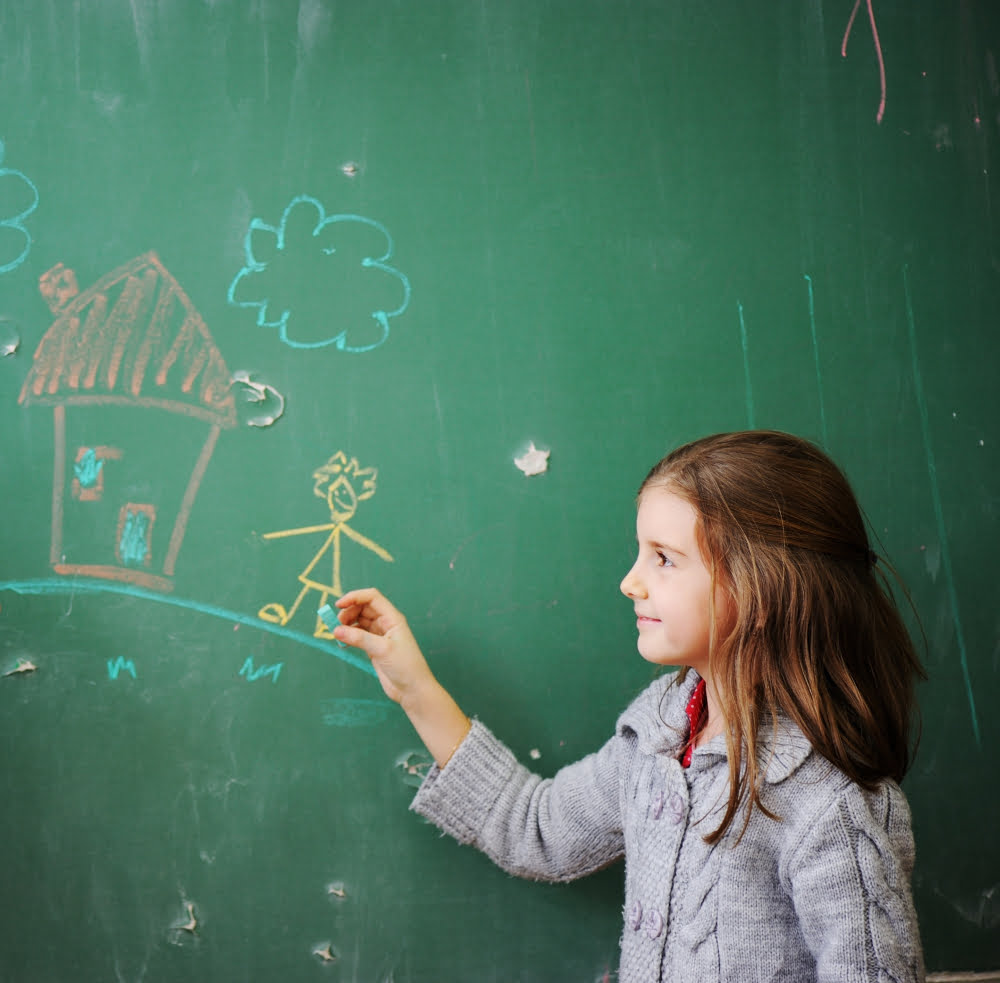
[261,522,336,540]
[340,524,394,562]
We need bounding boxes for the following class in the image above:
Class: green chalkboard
[1,2,997,978]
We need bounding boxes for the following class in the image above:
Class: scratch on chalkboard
[447,524,504,571]
[803,275,829,448]
[126,0,151,81]
[841,0,887,124]
[902,266,980,746]
[736,301,755,428]
[524,70,539,180]
[112,954,150,983]
[933,882,1000,930]
[320,697,392,727]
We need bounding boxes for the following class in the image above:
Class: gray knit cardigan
[412,670,924,982]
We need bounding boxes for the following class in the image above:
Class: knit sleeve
[410,720,626,883]
[786,780,925,983]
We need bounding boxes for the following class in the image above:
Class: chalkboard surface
[1,2,997,978]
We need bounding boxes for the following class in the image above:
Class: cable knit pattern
[412,672,925,982]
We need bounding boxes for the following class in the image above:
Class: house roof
[19,251,237,427]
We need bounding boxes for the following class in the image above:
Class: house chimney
[39,263,80,313]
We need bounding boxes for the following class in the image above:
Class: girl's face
[620,487,730,675]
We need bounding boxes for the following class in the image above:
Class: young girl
[333,430,926,983]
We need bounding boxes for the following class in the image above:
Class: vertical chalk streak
[804,275,829,447]
[902,266,980,746]
[737,301,755,427]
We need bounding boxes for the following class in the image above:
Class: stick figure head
[312,451,378,523]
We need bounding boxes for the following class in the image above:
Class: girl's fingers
[335,605,390,638]
[336,587,391,611]
[332,622,385,656]
[335,603,363,625]
[334,588,405,634]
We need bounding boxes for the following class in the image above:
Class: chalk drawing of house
[19,252,237,592]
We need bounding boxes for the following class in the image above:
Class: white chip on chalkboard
[3,658,37,677]
[0,319,19,356]
[313,942,339,963]
[514,442,550,476]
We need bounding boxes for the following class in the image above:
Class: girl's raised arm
[333,588,471,768]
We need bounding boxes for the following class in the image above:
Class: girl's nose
[620,564,646,599]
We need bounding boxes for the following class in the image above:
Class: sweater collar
[616,670,814,784]
[756,716,814,783]
[616,670,699,759]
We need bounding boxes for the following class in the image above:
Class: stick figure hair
[641,430,925,843]
[312,451,378,501]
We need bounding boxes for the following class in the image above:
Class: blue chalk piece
[317,604,337,630]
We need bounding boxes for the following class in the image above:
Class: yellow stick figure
[257,451,394,638]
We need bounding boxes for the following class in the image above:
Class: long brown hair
[642,430,925,843]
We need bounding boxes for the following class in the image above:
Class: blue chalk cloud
[0,139,39,275]
[227,195,411,352]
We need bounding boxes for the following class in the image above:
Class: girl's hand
[333,588,435,708]
[333,587,472,768]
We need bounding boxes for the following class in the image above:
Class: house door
[116,503,157,569]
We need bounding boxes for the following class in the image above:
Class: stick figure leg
[313,591,337,639]
[258,602,289,624]
[281,582,314,625]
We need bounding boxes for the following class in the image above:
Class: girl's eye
[655,551,674,568]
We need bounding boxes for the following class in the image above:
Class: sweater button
[645,910,664,939]
[627,899,643,931]
[667,792,685,823]
[651,790,665,819]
